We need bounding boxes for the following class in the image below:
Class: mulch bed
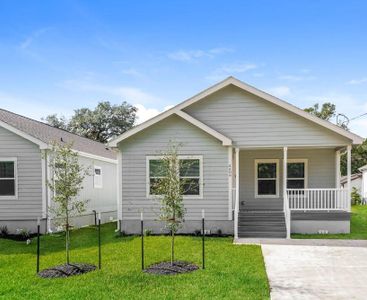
[38,263,96,278]
[0,234,38,242]
[144,261,199,275]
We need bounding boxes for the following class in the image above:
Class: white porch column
[347,145,352,212]
[228,147,233,220]
[283,147,290,239]
[234,148,240,239]
[335,150,341,188]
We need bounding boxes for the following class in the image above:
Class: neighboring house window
[0,158,17,198]
[255,159,279,197]
[287,159,308,189]
[94,166,103,188]
[147,156,203,198]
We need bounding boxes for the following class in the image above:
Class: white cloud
[19,27,51,50]
[0,91,72,121]
[206,63,257,81]
[347,78,367,85]
[135,104,174,124]
[61,79,162,104]
[121,68,144,78]
[278,74,316,81]
[168,47,233,62]
[268,86,291,98]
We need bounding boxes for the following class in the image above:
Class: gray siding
[239,148,336,210]
[77,156,117,214]
[291,211,350,221]
[0,126,42,219]
[184,85,350,147]
[119,115,228,221]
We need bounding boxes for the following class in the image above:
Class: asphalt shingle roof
[0,108,116,160]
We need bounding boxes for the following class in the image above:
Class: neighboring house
[359,165,367,203]
[0,108,117,233]
[109,77,363,239]
[341,173,362,193]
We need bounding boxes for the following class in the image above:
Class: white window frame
[255,159,279,198]
[287,159,308,189]
[146,155,203,199]
[93,165,103,189]
[0,157,18,200]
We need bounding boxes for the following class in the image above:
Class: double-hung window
[255,159,279,197]
[0,158,17,198]
[147,156,202,198]
[287,159,307,189]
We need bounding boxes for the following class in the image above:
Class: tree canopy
[44,101,137,143]
[304,102,367,176]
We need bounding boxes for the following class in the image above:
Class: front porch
[231,146,352,239]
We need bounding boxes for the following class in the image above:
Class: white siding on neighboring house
[119,115,228,221]
[0,126,42,219]
[77,156,117,214]
[184,85,351,147]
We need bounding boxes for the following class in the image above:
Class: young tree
[43,101,137,143]
[47,142,90,264]
[304,102,336,121]
[152,142,187,265]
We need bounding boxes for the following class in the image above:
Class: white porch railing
[287,188,349,211]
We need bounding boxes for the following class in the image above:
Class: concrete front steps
[238,211,287,238]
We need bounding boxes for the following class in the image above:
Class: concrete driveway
[262,243,367,300]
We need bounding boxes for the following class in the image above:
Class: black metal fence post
[141,212,144,270]
[202,210,205,270]
[98,213,101,269]
[36,217,40,273]
[93,210,97,226]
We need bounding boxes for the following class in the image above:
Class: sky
[0,0,366,137]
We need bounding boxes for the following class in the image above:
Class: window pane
[287,179,305,189]
[94,168,101,175]
[0,179,15,196]
[180,178,200,195]
[258,179,276,195]
[0,162,14,178]
[287,163,304,178]
[149,160,167,177]
[149,178,164,195]
[258,163,276,178]
[179,159,200,177]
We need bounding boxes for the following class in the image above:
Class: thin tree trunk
[66,211,70,265]
[171,229,175,266]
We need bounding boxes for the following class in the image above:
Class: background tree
[47,142,90,264]
[304,102,336,121]
[305,102,367,176]
[152,142,186,266]
[44,101,137,143]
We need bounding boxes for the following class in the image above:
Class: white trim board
[108,77,364,147]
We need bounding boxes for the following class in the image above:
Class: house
[0,108,117,234]
[359,165,367,204]
[108,77,364,239]
[341,173,362,194]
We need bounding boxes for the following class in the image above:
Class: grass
[292,205,367,239]
[0,223,269,300]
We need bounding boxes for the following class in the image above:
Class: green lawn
[292,205,367,239]
[0,223,269,300]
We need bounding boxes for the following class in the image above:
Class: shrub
[351,187,362,205]
[16,228,31,239]
[0,225,9,237]
[144,229,152,236]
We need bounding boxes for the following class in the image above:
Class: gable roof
[0,108,116,160]
[109,77,364,147]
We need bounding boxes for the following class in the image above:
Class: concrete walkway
[261,243,367,300]
[234,238,367,247]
